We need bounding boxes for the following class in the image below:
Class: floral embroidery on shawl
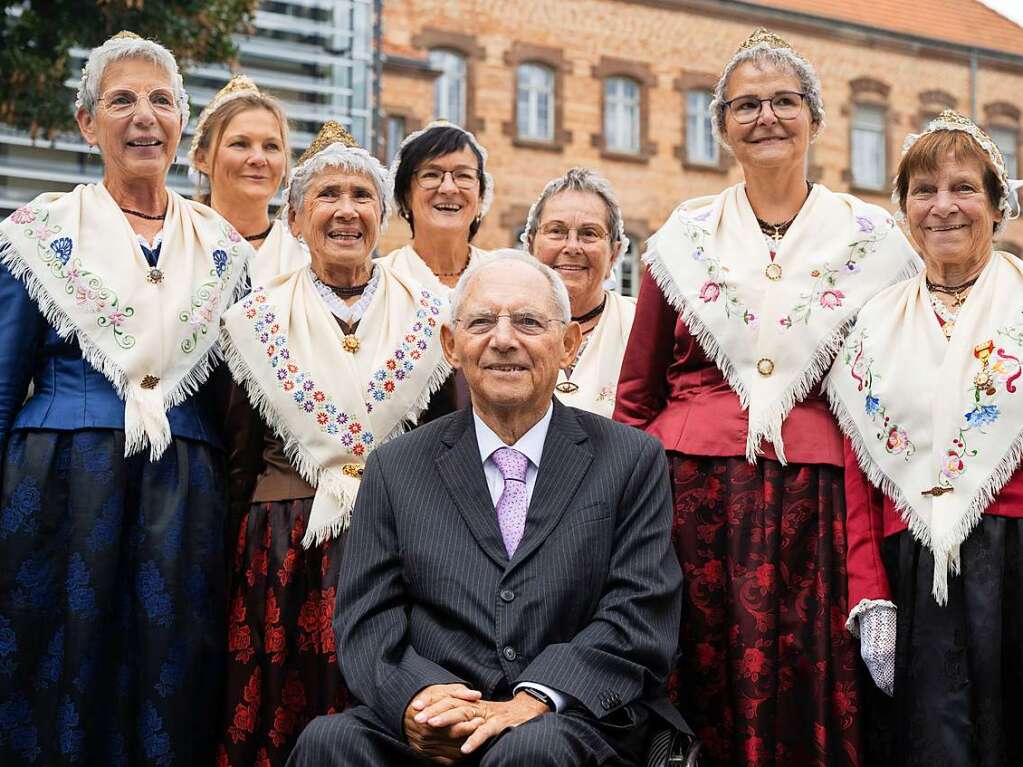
[12,205,136,348]
[242,291,375,456]
[365,290,444,411]
[179,223,244,353]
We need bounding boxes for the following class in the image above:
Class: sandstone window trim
[412,28,486,134]
[917,89,958,131]
[845,77,893,195]
[502,42,572,152]
[591,57,657,164]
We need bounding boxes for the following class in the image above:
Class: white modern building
[0,0,377,216]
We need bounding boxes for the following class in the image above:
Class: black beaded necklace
[572,295,607,325]
[754,180,814,242]
[328,281,370,299]
[120,206,166,221]
[244,223,274,242]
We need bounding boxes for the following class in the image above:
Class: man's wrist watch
[520,687,554,711]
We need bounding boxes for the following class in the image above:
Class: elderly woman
[217,123,450,767]
[828,111,1023,766]
[0,32,250,765]
[523,168,635,418]
[189,75,304,285]
[614,29,919,766]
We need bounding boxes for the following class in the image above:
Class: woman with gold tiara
[615,28,919,765]
[216,122,450,766]
[828,111,1023,765]
[189,74,307,285]
[0,32,250,765]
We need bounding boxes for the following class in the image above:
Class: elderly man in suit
[288,250,685,766]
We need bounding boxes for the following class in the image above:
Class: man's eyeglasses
[413,167,480,190]
[97,88,180,119]
[536,222,609,245]
[723,91,807,124]
[454,312,566,336]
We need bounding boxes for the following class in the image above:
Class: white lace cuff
[846,598,896,636]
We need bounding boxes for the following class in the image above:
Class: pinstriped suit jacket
[334,399,686,738]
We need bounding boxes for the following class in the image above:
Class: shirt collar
[473,403,553,469]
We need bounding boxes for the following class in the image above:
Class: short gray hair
[520,167,629,258]
[449,249,571,324]
[286,144,392,227]
[709,44,825,150]
[75,35,189,127]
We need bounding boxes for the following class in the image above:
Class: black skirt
[883,516,1023,767]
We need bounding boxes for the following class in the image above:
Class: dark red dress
[615,270,865,766]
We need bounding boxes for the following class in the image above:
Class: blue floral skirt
[0,429,228,766]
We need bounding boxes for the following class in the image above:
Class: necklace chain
[120,206,166,221]
[572,295,607,324]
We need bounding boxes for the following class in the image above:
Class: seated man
[289,251,685,766]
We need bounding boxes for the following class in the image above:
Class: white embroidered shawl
[555,291,636,419]
[0,183,250,459]
[379,243,488,296]
[644,182,920,462]
[220,263,451,547]
[827,252,1023,603]
[249,219,310,287]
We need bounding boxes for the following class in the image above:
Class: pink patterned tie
[491,447,529,557]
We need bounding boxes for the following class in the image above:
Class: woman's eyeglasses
[723,92,807,124]
[97,88,179,118]
[413,167,480,190]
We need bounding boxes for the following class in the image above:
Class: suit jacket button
[500,590,515,602]
[601,697,614,711]
[503,646,517,661]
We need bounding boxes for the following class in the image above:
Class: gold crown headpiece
[297,120,360,165]
[736,28,797,55]
[189,75,264,165]
[112,30,142,40]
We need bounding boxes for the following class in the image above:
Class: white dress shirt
[471,403,573,713]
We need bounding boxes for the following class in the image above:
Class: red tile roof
[743,0,1023,55]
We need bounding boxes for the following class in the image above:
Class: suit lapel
[512,401,593,566]
[435,408,509,567]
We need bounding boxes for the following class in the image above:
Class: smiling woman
[614,27,920,767]
[0,31,253,767]
[217,121,452,767]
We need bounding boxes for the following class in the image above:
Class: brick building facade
[376,0,1023,295]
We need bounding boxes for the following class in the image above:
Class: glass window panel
[686,90,718,165]
[385,116,406,165]
[429,49,467,126]
[989,126,1019,178]
[516,63,555,141]
[605,77,640,154]
[851,104,887,190]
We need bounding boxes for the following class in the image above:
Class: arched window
[604,77,641,154]
[516,63,555,142]
[428,48,467,125]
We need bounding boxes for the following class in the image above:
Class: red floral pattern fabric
[218,499,349,767]
[669,454,865,767]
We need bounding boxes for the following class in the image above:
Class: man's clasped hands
[403,683,550,764]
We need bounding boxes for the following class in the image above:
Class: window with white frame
[612,233,641,297]
[989,126,1019,178]
[428,49,467,125]
[517,63,555,142]
[605,77,641,154]
[686,90,718,165]
[851,104,887,190]
[385,116,406,165]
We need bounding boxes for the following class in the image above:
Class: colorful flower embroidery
[365,290,444,410]
[179,223,242,353]
[243,291,374,454]
[678,212,759,327]
[17,205,136,348]
[842,329,916,459]
[597,384,615,402]
[780,215,895,328]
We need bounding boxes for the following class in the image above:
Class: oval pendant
[342,335,360,353]
[556,381,579,394]
[943,322,954,340]
[764,263,782,281]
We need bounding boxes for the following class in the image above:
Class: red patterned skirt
[668,454,865,767]
[217,499,349,767]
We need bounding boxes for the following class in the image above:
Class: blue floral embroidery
[0,614,17,678]
[85,496,122,554]
[0,477,41,540]
[136,562,173,627]
[140,701,173,766]
[365,290,444,412]
[212,249,228,278]
[864,395,880,416]
[964,403,1000,428]
[12,555,55,610]
[57,695,84,759]
[37,626,64,688]
[66,553,97,616]
[50,236,73,265]
[155,645,186,698]
[0,698,41,762]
